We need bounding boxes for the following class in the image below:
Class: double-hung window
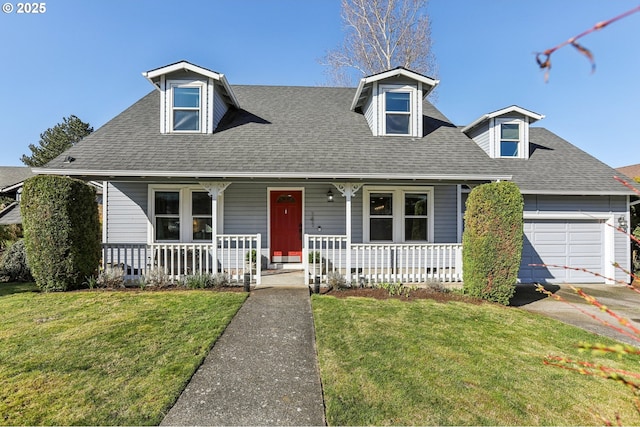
[191,191,212,241]
[364,187,433,243]
[154,191,180,241]
[498,120,521,157]
[150,186,223,243]
[384,90,412,135]
[172,85,201,132]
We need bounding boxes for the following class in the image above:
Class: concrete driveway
[513,283,640,346]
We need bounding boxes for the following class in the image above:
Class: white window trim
[168,80,205,134]
[147,185,223,244]
[492,117,529,159]
[363,186,434,243]
[380,84,418,137]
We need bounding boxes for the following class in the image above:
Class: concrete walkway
[161,279,325,426]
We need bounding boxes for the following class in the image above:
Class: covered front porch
[101,236,463,286]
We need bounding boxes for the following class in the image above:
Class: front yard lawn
[313,294,640,426]
[0,284,247,426]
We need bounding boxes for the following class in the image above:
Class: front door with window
[270,190,302,263]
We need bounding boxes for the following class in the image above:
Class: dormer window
[499,120,521,157]
[384,90,411,135]
[142,61,241,135]
[462,106,545,160]
[350,68,439,138]
[172,85,201,132]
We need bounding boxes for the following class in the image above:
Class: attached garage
[519,219,606,283]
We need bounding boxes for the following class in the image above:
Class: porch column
[333,183,363,282]
[200,181,231,273]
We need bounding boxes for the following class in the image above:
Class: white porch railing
[102,234,261,285]
[304,234,462,285]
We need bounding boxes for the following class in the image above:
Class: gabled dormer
[142,61,240,134]
[462,106,544,159]
[350,67,439,137]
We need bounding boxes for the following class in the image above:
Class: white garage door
[519,219,604,283]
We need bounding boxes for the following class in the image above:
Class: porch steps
[258,270,306,288]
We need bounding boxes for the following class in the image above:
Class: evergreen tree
[21,115,93,167]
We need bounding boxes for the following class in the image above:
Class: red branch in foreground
[536,6,640,81]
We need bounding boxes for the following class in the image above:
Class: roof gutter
[32,167,511,182]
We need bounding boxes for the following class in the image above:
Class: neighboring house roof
[0,202,20,225]
[0,166,34,193]
[32,70,631,196]
[617,163,640,181]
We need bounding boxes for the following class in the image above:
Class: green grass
[313,295,640,426]
[0,284,247,425]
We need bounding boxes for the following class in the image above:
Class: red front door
[270,190,303,263]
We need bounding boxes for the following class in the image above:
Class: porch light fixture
[618,216,628,232]
[327,189,334,203]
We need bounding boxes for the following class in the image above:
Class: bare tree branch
[321,0,436,86]
[536,5,640,82]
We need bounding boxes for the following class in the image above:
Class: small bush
[21,176,100,291]
[185,273,213,289]
[0,239,32,282]
[462,181,523,305]
[143,268,172,288]
[97,266,125,288]
[211,272,230,288]
[327,271,348,290]
[376,282,417,297]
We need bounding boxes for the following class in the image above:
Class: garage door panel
[520,219,603,283]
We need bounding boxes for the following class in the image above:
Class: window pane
[192,192,211,215]
[156,218,180,240]
[405,218,427,241]
[155,191,179,215]
[386,114,410,134]
[405,194,427,216]
[386,92,410,112]
[501,123,519,140]
[500,141,519,157]
[370,218,393,241]
[193,218,212,240]
[370,193,393,216]
[174,110,200,131]
[174,87,200,108]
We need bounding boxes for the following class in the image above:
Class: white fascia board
[142,61,240,109]
[462,105,545,133]
[32,168,511,182]
[350,79,368,111]
[523,212,614,220]
[218,74,240,109]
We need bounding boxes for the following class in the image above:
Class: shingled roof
[0,166,33,192]
[35,84,631,195]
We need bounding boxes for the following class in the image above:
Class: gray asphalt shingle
[38,84,630,194]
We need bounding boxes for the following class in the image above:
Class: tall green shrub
[21,176,100,291]
[462,181,524,305]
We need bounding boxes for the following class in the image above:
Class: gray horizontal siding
[467,122,490,156]
[433,185,458,243]
[106,182,148,244]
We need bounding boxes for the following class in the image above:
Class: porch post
[200,182,231,273]
[333,183,363,283]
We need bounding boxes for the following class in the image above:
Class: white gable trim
[462,105,544,134]
[351,67,439,111]
[142,61,240,109]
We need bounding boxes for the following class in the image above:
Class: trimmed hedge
[21,176,100,291]
[462,181,524,305]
